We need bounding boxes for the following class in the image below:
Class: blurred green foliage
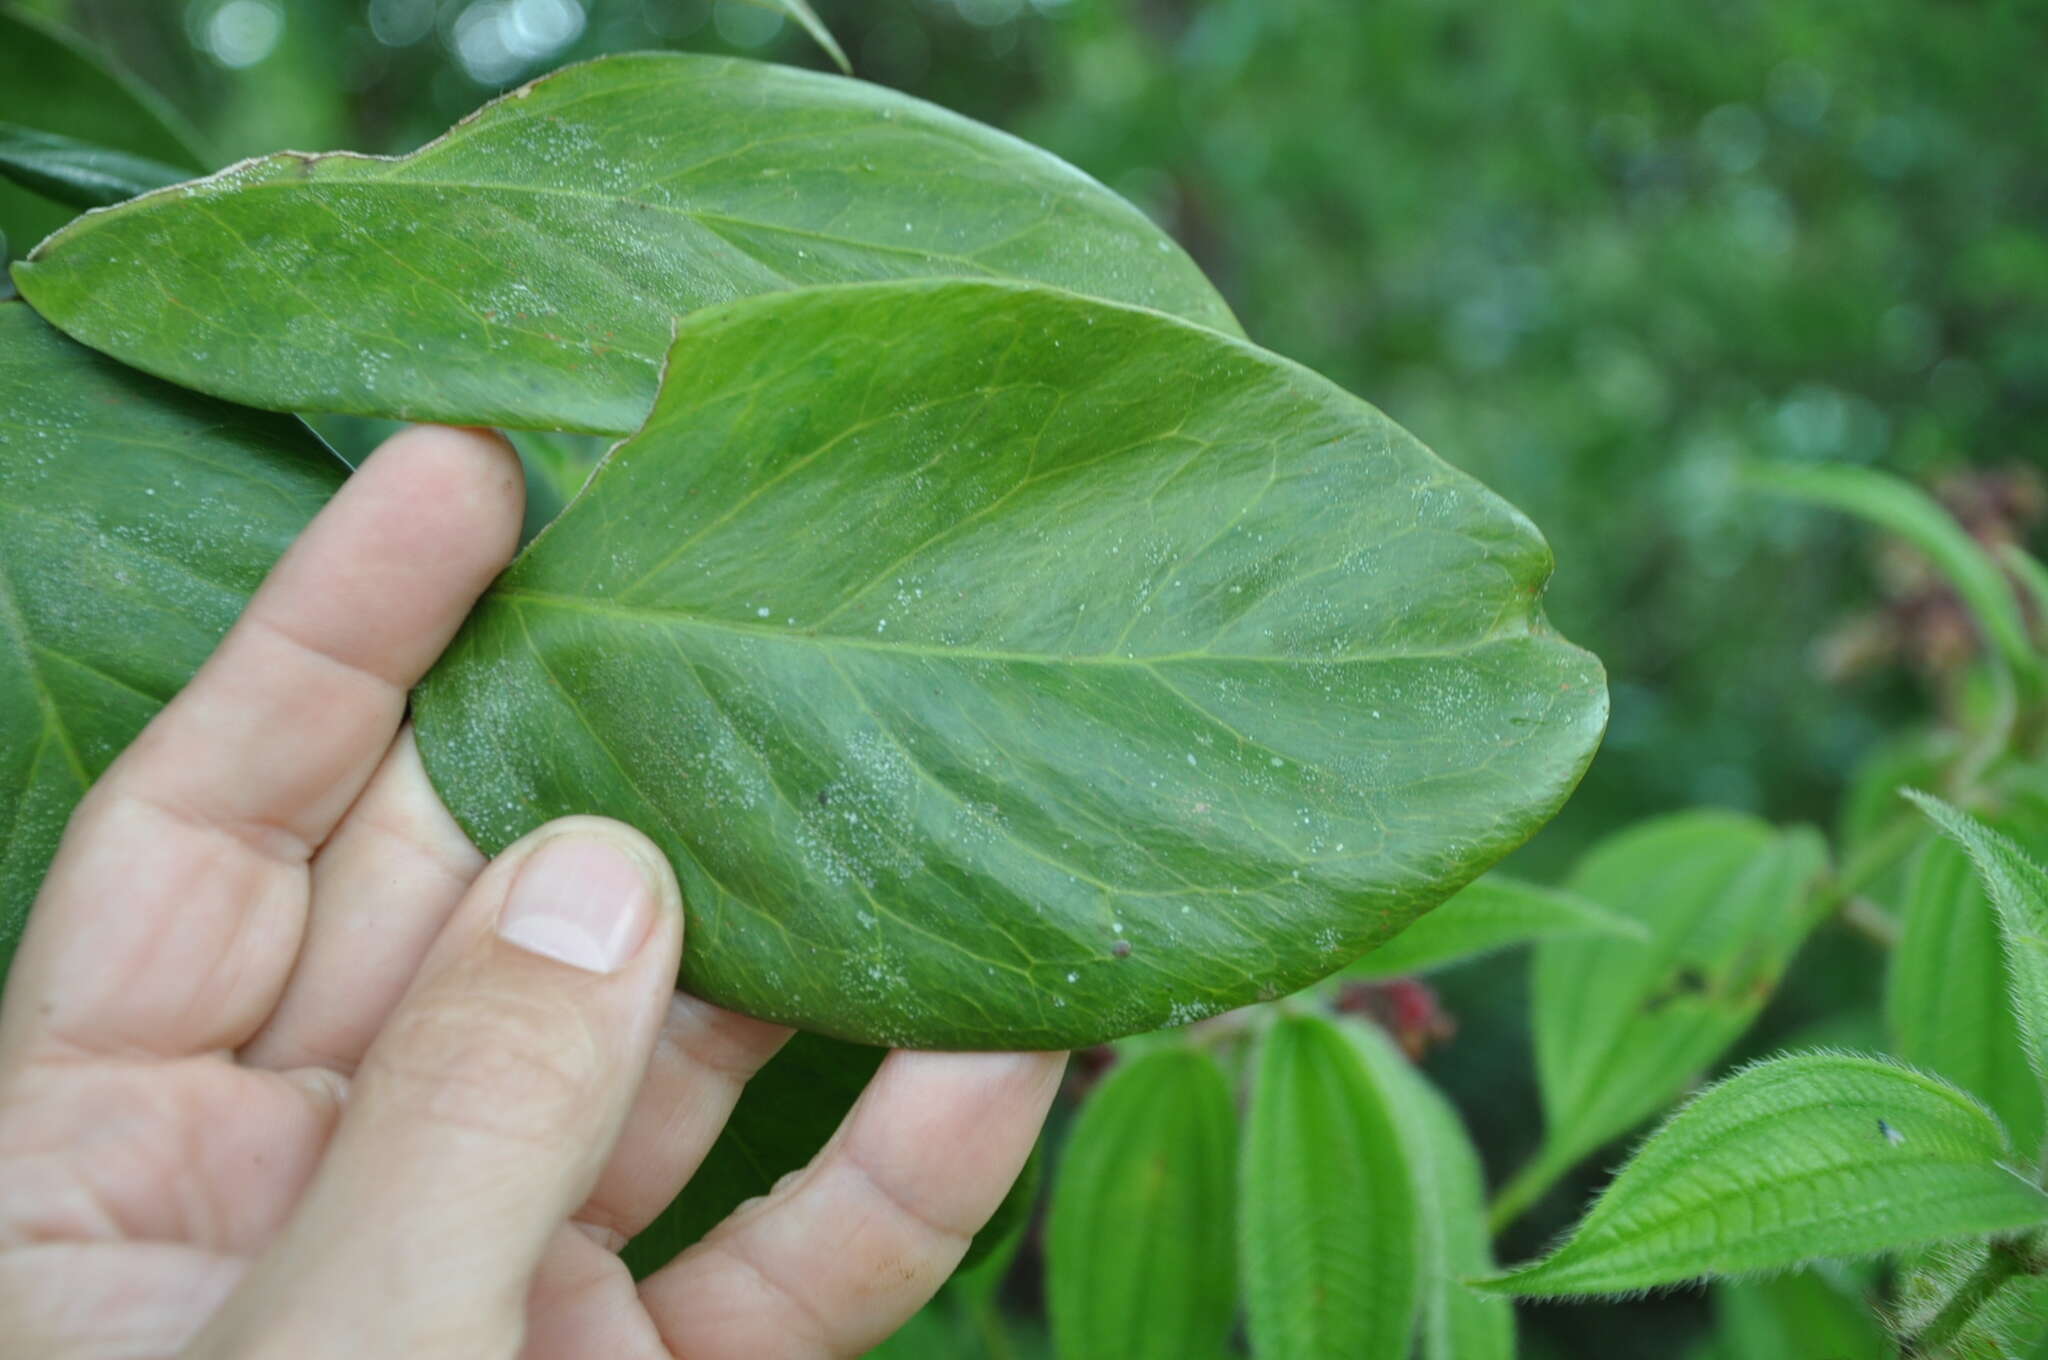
[11,0,2046,1351]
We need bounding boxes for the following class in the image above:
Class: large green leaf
[1241,1013,1418,1359]
[1910,793,2048,1106]
[1046,1047,1237,1360]
[1343,873,1641,980]
[412,279,1606,1047]
[0,8,204,264]
[0,123,191,212]
[1485,1052,2048,1297]
[13,52,1239,436]
[0,299,343,973]
[1891,832,2046,1159]
[1501,812,1827,1222]
[1344,1019,1513,1360]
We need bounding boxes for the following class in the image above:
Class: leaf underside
[0,300,343,973]
[14,51,1239,436]
[411,279,1606,1047]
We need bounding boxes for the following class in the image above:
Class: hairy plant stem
[1903,1235,2039,1356]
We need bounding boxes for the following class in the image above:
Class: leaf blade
[1242,1013,1418,1359]
[1908,791,2048,1107]
[0,8,204,261]
[0,122,192,211]
[0,299,343,971]
[1527,811,1828,1180]
[1343,1019,1513,1360]
[1046,1047,1238,1360]
[1487,1052,2048,1297]
[1890,831,2046,1158]
[412,279,1607,1046]
[1344,873,1642,979]
[15,52,1239,435]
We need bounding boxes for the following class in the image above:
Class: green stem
[1903,1236,2033,1356]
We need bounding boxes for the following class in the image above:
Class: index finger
[2,426,522,1062]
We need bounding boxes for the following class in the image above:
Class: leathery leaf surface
[13,51,1237,436]
[413,280,1607,1047]
[0,300,343,976]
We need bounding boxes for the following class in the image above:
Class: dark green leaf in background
[0,299,343,976]
[14,51,1239,437]
[1890,832,2046,1159]
[0,8,204,264]
[1502,812,1827,1222]
[1241,1013,1418,1359]
[1487,1052,2048,1297]
[1343,873,1641,980]
[1343,1018,1513,1360]
[1046,1047,1237,1360]
[1704,1269,1896,1360]
[0,123,192,212]
[413,279,1606,1047]
[730,0,853,75]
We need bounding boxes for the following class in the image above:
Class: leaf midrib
[495,585,1545,668]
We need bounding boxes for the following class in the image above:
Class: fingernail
[497,836,656,974]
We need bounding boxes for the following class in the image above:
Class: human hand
[0,426,1064,1359]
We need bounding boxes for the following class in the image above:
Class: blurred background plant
[7,1,2045,1353]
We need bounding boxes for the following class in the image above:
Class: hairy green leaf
[1509,813,1827,1216]
[1748,463,2039,690]
[1891,832,2045,1159]
[14,52,1238,436]
[1486,1052,2048,1297]
[733,0,853,74]
[1047,1047,1237,1360]
[1343,1019,1513,1360]
[1243,1013,1418,1359]
[0,299,342,973]
[0,123,191,211]
[0,9,203,262]
[1344,873,1641,979]
[1910,792,2048,1105]
[412,279,1606,1046]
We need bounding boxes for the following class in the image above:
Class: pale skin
[0,425,1065,1359]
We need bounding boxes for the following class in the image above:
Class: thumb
[200,817,683,1359]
